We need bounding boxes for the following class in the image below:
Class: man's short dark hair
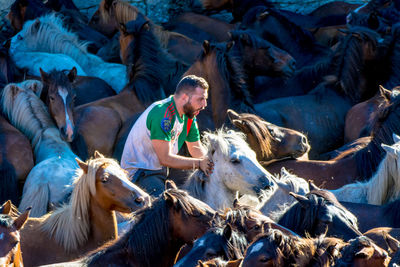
[175,75,209,95]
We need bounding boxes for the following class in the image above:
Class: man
[121,75,214,196]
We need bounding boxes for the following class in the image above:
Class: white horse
[331,133,400,205]
[12,51,87,77]
[1,82,80,217]
[183,129,275,211]
[10,14,127,93]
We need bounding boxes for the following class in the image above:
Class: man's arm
[186,140,207,158]
[151,139,213,175]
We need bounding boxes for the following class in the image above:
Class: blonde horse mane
[367,151,400,204]
[19,14,89,57]
[40,157,120,252]
[1,82,54,148]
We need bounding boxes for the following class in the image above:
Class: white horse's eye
[230,158,240,164]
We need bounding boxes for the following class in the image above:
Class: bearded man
[121,75,214,196]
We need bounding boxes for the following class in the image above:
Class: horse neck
[87,198,117,248]
[204,171,235,210]
[151,24,169,49]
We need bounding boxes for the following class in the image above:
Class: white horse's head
[204,129,274,197]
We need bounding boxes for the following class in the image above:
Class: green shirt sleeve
[146,106,171,141]
[186,118,200,142]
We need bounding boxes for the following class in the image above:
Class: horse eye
[253,224,261,230]
[17,35,23,40]
[231,158,240,164]
[49,96,55,101]
[259,256,269,262]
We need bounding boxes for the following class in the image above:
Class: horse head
[39,68,77,142]
[227,109,310,161]
[0,207,30,267]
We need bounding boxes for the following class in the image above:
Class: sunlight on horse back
[184,128,274,210]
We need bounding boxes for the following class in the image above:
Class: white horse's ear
[76,158,88,173]
[205,134,218,155]
[382,143,397,156]
[290,192,310,208]
[393,133,400,143]
[94,150,104,159]
[280,167,291,177]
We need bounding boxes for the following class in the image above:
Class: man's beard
[183,101,198,119]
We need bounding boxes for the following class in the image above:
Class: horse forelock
[235,113,273,159]
[40,157,118,251]
[1,83,54,145]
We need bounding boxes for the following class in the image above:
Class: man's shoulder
[145,97,175,133]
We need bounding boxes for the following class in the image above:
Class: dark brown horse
[184,41,254,129]
[227,109,310,162]
[256,26,390,159]
[82,181,215,267]
[0,114,34,205]
[0,206,30,267]
[39,68,116,142]
[89,0,202,64]
[0,46,22,89]
[266,87,400,189]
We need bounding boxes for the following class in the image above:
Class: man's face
[183,87,208,119]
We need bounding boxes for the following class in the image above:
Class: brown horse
[227,109,310,162]
[364,227,400,252]
[0,113,34,205]
[20,152,151,267]
[89,0,202,64]
[266,87,400,189]
[78,181,215,267]
[0,206,30,267]
[0,46,22,89]
[38,68,116,142]
[184,41,254,129]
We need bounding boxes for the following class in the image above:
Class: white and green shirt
[121,96,200,177]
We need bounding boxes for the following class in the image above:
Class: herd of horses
[3,0,400,266]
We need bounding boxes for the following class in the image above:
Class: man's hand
[199,157,214,176]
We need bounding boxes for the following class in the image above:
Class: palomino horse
[10,14,127,93]
[0,206,30,267]
[227,109,310,162]
[89,0,202,64]
[174,224,247,267]
[183,129,274,210]
[1,82,80,217]
[331,134,400,204]
[0,113,34,205]
[266,87,400,189]
[184,41,254,129]
[255,26,389,159]
[38,68,116,142]
[197,258,243,267]
[58,181,214,267]
[19,152,151,267]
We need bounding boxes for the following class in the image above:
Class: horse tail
[19,182,50,217]
[0,163,19,205]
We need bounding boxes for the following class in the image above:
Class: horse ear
[75,158,88,173]
[9,84,21,98]
[39,68,49,83]
[273,230,284,246]
[164,191,178,208]
[367,12,380,30]
[223,224,232,240]
[289,192,310,208]
[354,246,373,258]
[393,133,400,144]
[381,143,397,156]
[384,231,400,253]
[0,200,12,215]
[68,67,77,83]
[233,193,240,208]
[30,81,42,97]
[119,23,128,36]
[379,85,391,102]
[226,41,234,51]
[308,180,320,191]
[258,10,270,20]
[32,18,41,34]
[227,109,240,121]
[165,179,178,190]
[104,0,115,10]
[262,222,272,233]
[94,150,105,159]
[226,258,243,267]
[13,207,31,231]
[198,260,206,267]
[203,40,210,54]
